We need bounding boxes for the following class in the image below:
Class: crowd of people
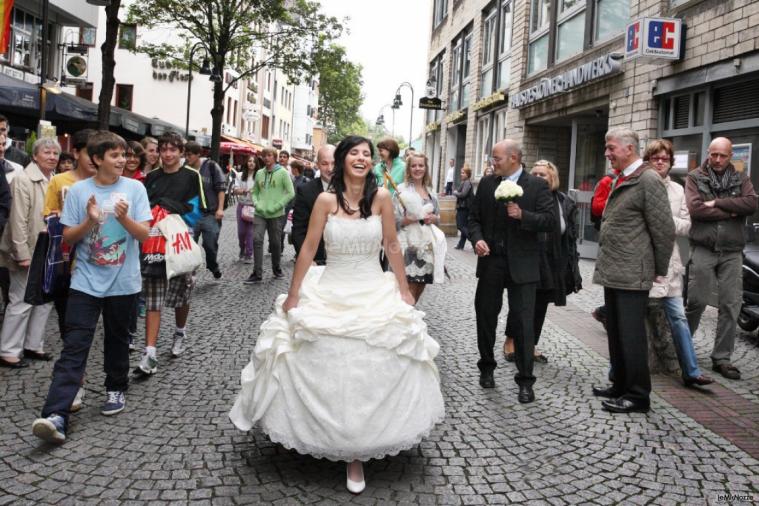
[0,113,755,493]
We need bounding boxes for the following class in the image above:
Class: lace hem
[258,410,446,463]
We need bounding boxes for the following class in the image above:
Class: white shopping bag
[157,214,204,279]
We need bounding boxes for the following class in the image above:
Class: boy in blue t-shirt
[33,131,152,444]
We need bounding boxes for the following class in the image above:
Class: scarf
[707,166,732,193]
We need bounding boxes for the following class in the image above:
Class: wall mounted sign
[425,121,440,133]
[625,18,683,61]
[64,54,88,81]
[419,97,443,110]
[510,54,623,109]
[472,91,506,112]
[444,108,467,124]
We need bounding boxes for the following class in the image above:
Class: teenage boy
[244,147,294,284]
[32,131,152,443]
[184,141,225,279]
[42,129,96,412]
[137,131,205,375]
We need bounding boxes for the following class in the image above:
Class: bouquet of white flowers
[494,180,524,203]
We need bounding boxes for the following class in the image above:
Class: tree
[97,0,122,130]
[127,0,342,161]
[314,44,363,145]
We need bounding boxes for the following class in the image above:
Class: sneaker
[32,415,66,443]
[101,391,126,416]
[129,340,137,352]
[244,274,262,284]
[135,352,158,376]
[212,269,222,279]
[138,303,146,319]
[171,332,185,358]
[273,269,284,279]
[243,257,253,264]
[70,387,85,412]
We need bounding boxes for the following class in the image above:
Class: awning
[0,73,39,111]
[219,141,256,156]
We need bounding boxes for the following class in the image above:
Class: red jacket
[591,170,620,218]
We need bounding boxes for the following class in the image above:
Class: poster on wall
[732,143,752,175]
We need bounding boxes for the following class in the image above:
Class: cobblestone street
[1,210,758,505]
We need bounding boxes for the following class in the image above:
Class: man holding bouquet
[469,140,554,403]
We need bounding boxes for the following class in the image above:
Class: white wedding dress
[229,214,445,462]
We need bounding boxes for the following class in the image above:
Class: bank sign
[625,18,683,61]
[510,54,622,109]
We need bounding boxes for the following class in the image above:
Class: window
[262,115,270,139]
[226,97,232,123]
[76,82,94,101]
[481,1,514,98]
[233,99,238,125]
[526,0,629,74]
[2,8,42,72]
[426,51,445,124]
[118,24,137,50]
[449,27,472,111]
[433,0,448,28]
[116,84,134,110]
[474,116,491,178]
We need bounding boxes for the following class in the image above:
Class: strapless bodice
[322,214,383,277]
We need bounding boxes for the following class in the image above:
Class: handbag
[241,205,256,222]
[23,232,53,305]
[42,215,70,298]
[157,214,204,279]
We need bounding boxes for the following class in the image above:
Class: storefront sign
[151,58,190,83]
[472,91,506,112]
[625,18,683,61]
[444,108,467,124]
[510,54,622,109]
[425,121,440,133]
[419,97,443,110]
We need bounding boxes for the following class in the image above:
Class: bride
[229,136,445,494]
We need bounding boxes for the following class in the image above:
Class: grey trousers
[685,246,742,365]
[252,215,284,278]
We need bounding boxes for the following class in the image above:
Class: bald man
[685,137,757,381]
[468,139,554,403]
[291,145,336,265]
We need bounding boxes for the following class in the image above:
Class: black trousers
[604,287,651,406]
[505,290,550,346]
[475,255,536,387]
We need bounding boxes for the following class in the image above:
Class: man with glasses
[685,137,757,380]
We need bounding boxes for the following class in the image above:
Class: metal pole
[185,43,200,138]
[409,85,414,148]
[39,0,50,121]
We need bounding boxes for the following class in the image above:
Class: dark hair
[376,137,400,160]
[279,150,289,158]
[72,129,96,151]
[57,152,75,170]
[0,114,7,124]
[332,136,377,218]
[127,140,146,170]
[185,141,202,155]
[157,131,184,152]
[87,130,128,168]
[243,156,263,181]
[303,168,315,179]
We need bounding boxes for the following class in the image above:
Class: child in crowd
[32,131,152,443]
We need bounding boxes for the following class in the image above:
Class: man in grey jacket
[592,128,675,414]
[684,137,757,380]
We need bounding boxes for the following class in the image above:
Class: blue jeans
[194,213,221,272]
[41,290,137,423]
[661,296,702,379]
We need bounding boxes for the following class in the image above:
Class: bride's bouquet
[494,180,523,203]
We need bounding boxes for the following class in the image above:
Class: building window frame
[115,84,134,111]
[449,26,473,112]
[474,115,491,179]
[433,0,448,29]
[426,50,446,125]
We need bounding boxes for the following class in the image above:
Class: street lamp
[185,41,214,138]
[375,104,395,137]
[391,82,414,147]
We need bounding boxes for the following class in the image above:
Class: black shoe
[601,398,649,414]
[243,274,263,285]
[0,357,29,368]
[592,385,619,398]
[211,269,222,279]
[518,385,535,404]
[504,352,515,362]
[683,374,715,387]
[479,371,495,388]
[23,349,53,361]
[712,363,741,380]
[273,269,284,279]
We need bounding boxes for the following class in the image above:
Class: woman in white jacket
[645,140,713,387]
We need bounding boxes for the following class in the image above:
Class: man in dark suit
[469,139,554,403]
[292,145,335,265]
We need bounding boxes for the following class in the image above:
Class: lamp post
[185,41,214,138]
[375,103,395,137]
[391,82,415,147]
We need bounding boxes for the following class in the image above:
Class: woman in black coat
[503,160,582,362]
[452,164,473,250]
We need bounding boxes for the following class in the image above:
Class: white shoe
[171,333,185,358]
[346,462,365,494]
[135,352,158,375]
[70,387,85,412]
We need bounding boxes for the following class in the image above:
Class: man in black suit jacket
[292,145,335,265]
[469,139,555,403]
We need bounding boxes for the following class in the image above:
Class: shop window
[713,80,759,124]
[527,0,628,74]
[115,84,133,111]
[433,0,448,29]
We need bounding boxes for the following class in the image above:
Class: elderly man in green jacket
[244,147,294,284]
[592,128,675,414]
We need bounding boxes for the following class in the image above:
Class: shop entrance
[528,108,609,259]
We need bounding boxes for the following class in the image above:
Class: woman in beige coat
[645,139,713,387]
[0,138,59,368]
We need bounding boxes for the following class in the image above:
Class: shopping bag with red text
[156,214,204,279]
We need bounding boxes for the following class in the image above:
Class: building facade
[425,0,759,256]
